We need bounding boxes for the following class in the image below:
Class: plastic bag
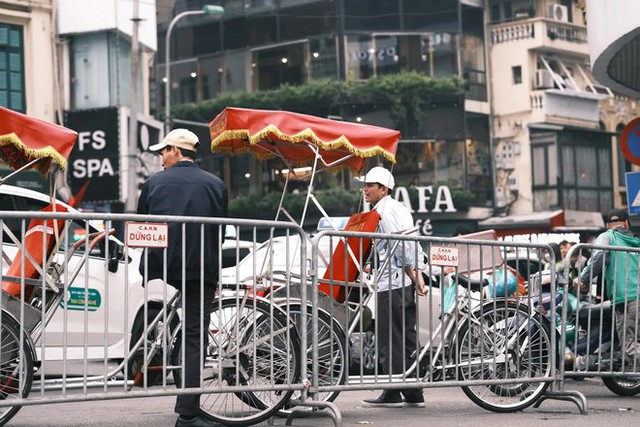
[485,268,518,298]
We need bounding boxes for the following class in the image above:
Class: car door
[3,193,136,360]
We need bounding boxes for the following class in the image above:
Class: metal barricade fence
[0,210,310,427]
[557,242,640,398]
[294,227,588,423]
[0,206,598,427]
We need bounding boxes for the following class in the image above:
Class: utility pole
[126,0,141,212]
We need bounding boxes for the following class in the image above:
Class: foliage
[171,72,465,129]
[229,185,474,219]
[229,188,362,219]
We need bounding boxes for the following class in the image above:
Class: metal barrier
[0,208,613,426]
[554,242,640,399]
[0,210,309,427]
[281,227,587,425]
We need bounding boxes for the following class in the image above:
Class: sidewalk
[10,379,640,426]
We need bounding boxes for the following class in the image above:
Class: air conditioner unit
[547,4,569,22]
[534,69,555,89]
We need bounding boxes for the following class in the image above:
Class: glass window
[561,145,575,185]
[0,24,24,112]
[200,55,225,99]
[344,0,400,31]
[393,141,464,188]
[575,146,597,187]
[280,1,335,41]
[372,35,400,76]
[346,34,374,80]
[430,32,458,77]
[403,0,458,31]
[252,43,306,91]
[225,50,249,93]
[534,130,612,212]
[309,36,338,81]
[577,189,600,212]
[532,146,547,186]
[512,66,522,84]
[533,189,558,212]
[598,147,612,186]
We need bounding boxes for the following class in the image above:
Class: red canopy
[0,107,77,174]
[209,107,399,172]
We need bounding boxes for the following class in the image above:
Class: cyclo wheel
[172,296,301,426]
[0,314,34,426]
[602,376,640,396]
[276,303,348,416]
[457,300,551,412]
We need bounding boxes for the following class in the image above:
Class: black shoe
[175,415,222,427]
[362,391,404,408]
[402,392,425,408]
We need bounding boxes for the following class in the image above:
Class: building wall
[1,0,57,120]
[487,0,623,215]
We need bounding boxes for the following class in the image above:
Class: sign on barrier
[125,222,168,248]
[429,246,459,267]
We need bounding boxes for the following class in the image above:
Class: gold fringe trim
[210,125,397,166]
[0,133,68,170]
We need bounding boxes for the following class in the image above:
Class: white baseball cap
[356,166,395,190]
[149,128,200,152]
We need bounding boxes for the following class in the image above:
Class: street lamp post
[164,5,224,134]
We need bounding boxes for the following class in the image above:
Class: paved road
[8,378,640,426]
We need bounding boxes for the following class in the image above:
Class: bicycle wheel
[128,305,180,386]
[0,315,34,426]
[277,303,348,416]
[457,301,551,412]
[172,297,301,426]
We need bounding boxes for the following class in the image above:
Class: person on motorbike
[574,208,640,363]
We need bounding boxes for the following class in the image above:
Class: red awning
[478,210,565,238]
[0,107,77,174]
[209,107,399,172]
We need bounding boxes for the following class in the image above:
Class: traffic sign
[620,117,640,165]
[625,171,640,216]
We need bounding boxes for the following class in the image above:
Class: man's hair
[178,147,197,159]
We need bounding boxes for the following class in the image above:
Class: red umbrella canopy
[209,107,399,172]
[0,107,77,174]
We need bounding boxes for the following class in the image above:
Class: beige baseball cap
[149,128,200,152]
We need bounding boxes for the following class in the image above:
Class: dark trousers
[174,280,215,417]
[376,285,421,398]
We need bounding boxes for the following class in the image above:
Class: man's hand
[406,267,428,296]
[573,277,590,294]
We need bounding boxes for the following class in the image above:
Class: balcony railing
[530,89,603,123]
[490,17,587,48]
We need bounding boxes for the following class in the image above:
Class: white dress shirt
[372,195,421,292]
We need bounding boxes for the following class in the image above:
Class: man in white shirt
[358,167,427,408]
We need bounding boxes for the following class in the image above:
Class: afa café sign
[365,185,457,236]
[64,107,163,204]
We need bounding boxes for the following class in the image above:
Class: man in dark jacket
[137,128,227,427]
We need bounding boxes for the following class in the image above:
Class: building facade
[0,0,161,210]
[481,0,639,237]
[158,0,492,234]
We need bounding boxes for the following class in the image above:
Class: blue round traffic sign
[621,117,640,165]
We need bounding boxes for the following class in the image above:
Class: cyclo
[209,107,555,417]
[0,107,303,427]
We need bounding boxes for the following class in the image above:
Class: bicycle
[379,272,553,412]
